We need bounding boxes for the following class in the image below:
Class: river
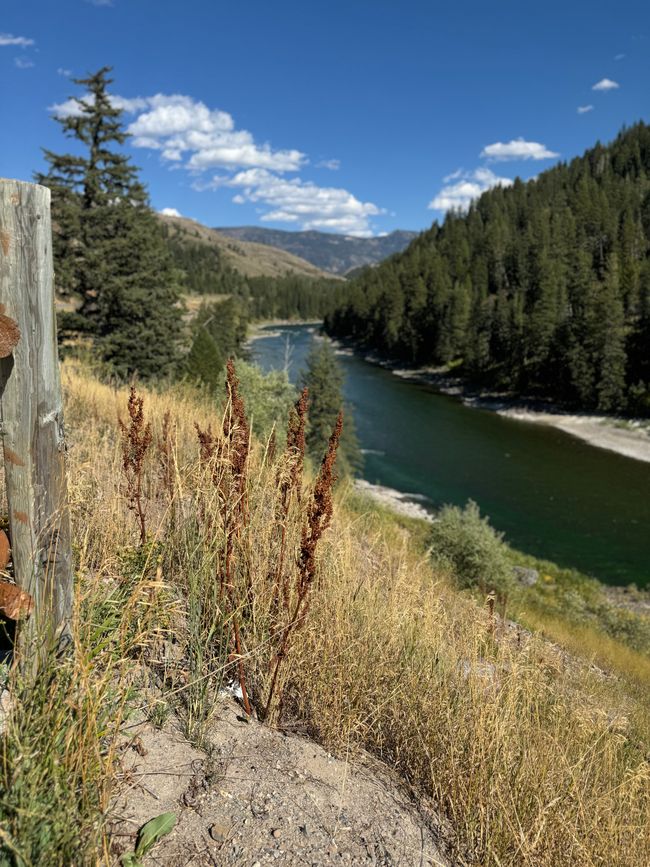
[250,323,650,587]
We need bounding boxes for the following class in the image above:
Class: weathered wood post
[0,178,73,659]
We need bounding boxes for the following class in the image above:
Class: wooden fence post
[0,178,73,658]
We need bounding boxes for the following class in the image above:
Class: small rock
[209,822,229,842]
[513,566,539,586]
[271,827,283,839]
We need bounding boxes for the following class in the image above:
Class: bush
[429,500,512,597]
[232,359,296,439]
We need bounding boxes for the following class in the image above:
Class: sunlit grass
[0,361,648,866]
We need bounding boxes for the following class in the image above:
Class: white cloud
[57,67,72,77]
[49,89,384,235]
[577,104,594,114]
[0,33,34,47]
[443,168,463,182]
[111,95,151,113]
[428,168,513,212]
[52,92,154,118]
[124,94,306,172]
[208,168,384,236]
[592,78,619,91]
[316,158,341,170]
[480,138,559,161]
[84,0,114,6]
[14,57,34,69]
[160,207,182,217]
[50,97,85,118]
[52,92,305,172]
[614,53,625,60]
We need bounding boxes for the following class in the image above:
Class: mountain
[158,213,335,280]
[326,123,650,414]
[213,226,419,275]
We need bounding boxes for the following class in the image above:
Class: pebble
[209,822,229,842]
[271,827,283,839]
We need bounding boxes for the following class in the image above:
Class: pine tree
[596,253,627,411]
[299,340,361,475]
[185,327,224,393]
[36,66,183,379]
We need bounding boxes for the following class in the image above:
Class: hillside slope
[214,225,419,274]
[158,213,336,280]
[327,122,650,414]
[1,364,648,865]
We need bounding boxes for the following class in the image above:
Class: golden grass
[1,361,648,866]
[517,605,650,690]
[158,213,334,280]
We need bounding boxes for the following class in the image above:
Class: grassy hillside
[158,213,337,280]
[0,363,648,865]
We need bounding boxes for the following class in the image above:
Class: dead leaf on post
[0,581,34,621]
[0,313,20,358]
[0,530,10,572]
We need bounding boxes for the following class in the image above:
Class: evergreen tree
[596,253,627,410]
[184,298,250,392]
[185,327,224,392]
[299,340,362,475]
[36,66,183,379]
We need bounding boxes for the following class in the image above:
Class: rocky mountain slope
[214,226,419,275]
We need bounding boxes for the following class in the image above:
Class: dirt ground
[110,697,450,866]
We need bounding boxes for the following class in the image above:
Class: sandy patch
[354,479,435,522]
[497,409,650,464]
[110,697,449,865]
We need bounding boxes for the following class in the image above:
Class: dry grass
[0,360,648,866]
[158,213,334,280]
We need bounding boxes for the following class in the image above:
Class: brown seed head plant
[194,360,253,716]
[224,358,250,521]
[119,386,153,546]
[157,411,177,523]
[271,387,309,618]
[222,359,252,715]
[263,409,342,725]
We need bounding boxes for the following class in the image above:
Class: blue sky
[1,0,648,236]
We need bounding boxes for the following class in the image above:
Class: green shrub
[233,359,296,440]
[429,500,513,598]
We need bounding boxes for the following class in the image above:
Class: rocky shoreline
[353,479,435,522]
[254,322,650,463]
[354,350,650,466]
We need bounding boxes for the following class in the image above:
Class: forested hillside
[159,213,333,279]
[327,123,650,413]
[163,226,346,321]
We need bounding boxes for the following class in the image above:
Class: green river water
[251,323,650,587]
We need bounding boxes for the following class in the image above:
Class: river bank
[373,357,650,465]
[246,319,322,342]
[353,479,435,522]
[250,323,650,464]
[251,324,650,585]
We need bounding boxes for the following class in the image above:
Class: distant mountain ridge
[213,226,419,275]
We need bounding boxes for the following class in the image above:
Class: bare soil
[110,697,450,866]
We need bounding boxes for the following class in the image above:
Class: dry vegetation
[0,361,648,866]
[158,213,335,280]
